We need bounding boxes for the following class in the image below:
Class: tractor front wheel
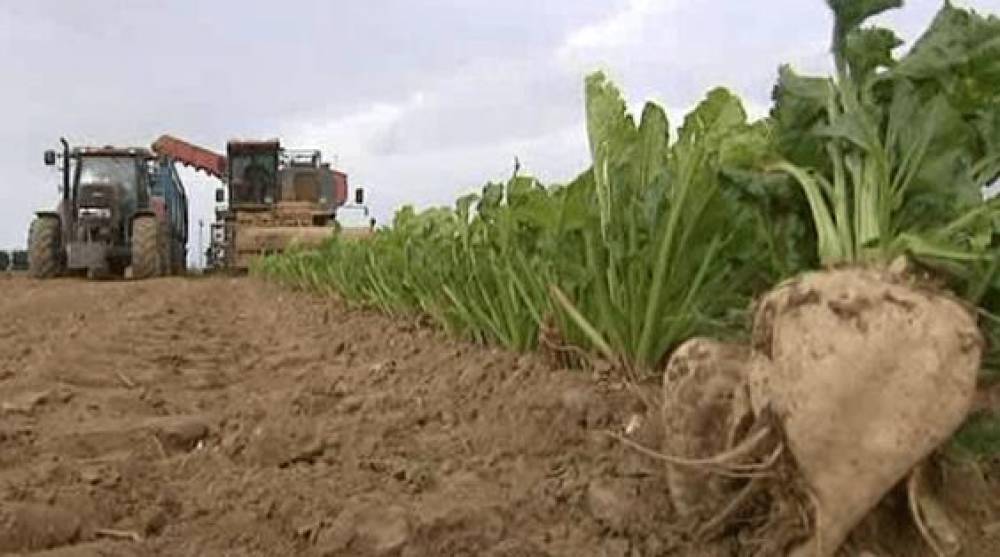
[28,217,62,279]
[131,216,161,280]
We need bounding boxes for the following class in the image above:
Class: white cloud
[289,92,428,162]
[557,0,677,67]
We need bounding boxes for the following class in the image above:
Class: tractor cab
[68,148,153,236]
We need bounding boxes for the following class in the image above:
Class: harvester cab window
[231,154,277,205]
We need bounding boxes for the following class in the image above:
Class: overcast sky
[2,0,998,264]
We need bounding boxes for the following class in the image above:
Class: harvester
[152,135,368,270]
[27,139,188,279]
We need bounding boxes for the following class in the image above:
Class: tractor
[28,138,188,279]
[152,135,369,270]
[10,251,28,271]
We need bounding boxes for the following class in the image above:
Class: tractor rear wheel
[131,216,160,280]
[158,219,171,276]
[28,217,62,278]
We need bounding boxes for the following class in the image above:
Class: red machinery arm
[151,135,227,179]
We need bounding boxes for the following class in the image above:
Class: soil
[1,273,999,556]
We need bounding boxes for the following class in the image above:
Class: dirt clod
[0,502,82,553]
[317,503,410,556]
[586,479,632,533]
[1,387,72,415]
[151,415,210,452]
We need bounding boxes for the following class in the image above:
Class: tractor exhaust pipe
[59,137,70,200]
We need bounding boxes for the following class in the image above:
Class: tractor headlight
[79,207,111,219]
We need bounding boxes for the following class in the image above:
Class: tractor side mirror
[215,188,224,203]
[354,187,364,205]
[44,150,57,166]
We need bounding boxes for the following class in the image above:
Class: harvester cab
[227,140,280,208]
[29,139,188,280]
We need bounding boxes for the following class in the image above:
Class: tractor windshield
[78,157,138,188]
[76,156,142,211]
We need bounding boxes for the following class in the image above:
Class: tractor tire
[158,220,171,276]
[131,216,161,280]
[28,217,62,279]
